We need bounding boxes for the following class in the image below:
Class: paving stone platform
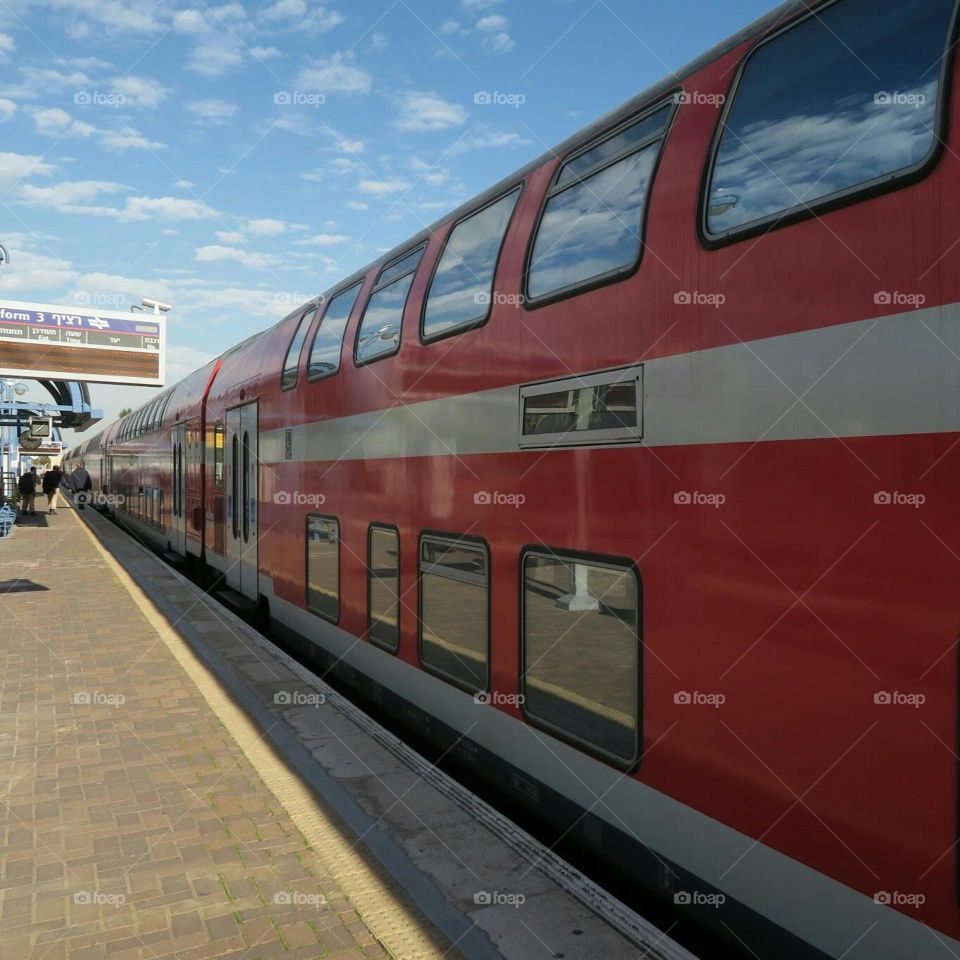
[0,503,461,960]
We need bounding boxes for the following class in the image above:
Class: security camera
[141,297,172,313]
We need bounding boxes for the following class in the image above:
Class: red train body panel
[66,1,960,955]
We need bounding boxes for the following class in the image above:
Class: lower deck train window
[306,515,340,622]
[419,534,488,692]
[521,551,640,765]
[368,525,400,651]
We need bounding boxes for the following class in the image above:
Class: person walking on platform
[18,466,37,516]
[43,463,63,515]
[71,462,92,510]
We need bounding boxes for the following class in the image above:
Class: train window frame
[306,513,340,624]
[419,184,524,345]
[280,305,320,392]
[367,523,401,653]
[306,281,364,382]
[519,365,643,448]
[519,545,643,771]
[522,96,678,310]
[698,0,960,248]
[417,531,491,695]
[353,243,427,368]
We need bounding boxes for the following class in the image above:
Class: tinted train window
[368,525,400,651]
[527,102,672,301]
[308,282,362,379]
[422,188,521,340]
[706,0,956,238]
[522,552,640,765]
[520,366,642,447]
[307,515,339,622]
[356,246,425,364]
[419,535,488,692]
[281,307,318,390]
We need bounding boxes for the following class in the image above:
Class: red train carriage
[67,0,960,955]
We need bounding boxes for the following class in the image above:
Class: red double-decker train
[67,0,960,955]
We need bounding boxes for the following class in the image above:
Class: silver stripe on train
[261,303,960,464]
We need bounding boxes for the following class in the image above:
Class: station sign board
[0,299,165,386]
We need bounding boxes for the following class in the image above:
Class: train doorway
[225,401,258,599]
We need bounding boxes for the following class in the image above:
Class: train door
[225,401,258,599]
[171,423,186,555]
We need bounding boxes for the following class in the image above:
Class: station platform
[0,502,693,960]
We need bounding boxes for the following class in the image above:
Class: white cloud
[250,46,282,59]
[195,245,279,269]
[99,127,165,151]
[0,33,13,58]
[242,218,290,236]
[187,36,245,76]
[175,179,195,189]
[346,200,369,210]
[440,20,460,34]
[0,152,56,188]
[357,178,411,195]
[475,13,507,31]
[120,196,216,220]
[20,180,126,214]
[369,32,388,50]
[215,230,244,243]
[0,247,76,294]
[297,233,348,246]
[187,98,238,124]
[336,137,364,153]
[297,52,372,95]
[447,127,531,155]
[0,98,15,121]
[260,0,344,33]
[484,31,515,52]
[47,0,164,36]
[109,75,170,108]
[30,107,96,139]
[394,92,467,131]
[172,9,208,34]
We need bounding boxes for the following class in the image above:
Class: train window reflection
[706,0,956,237]
[423,188,521,341]
[520,366,642,447]
[368,525,400,652]
[527,101,673,302]
[307,515,340,622]
[281,307,318,390]
[356,245,425,364]
[522,552,640,765]
[308,283,362,380]
[419,535,488,692]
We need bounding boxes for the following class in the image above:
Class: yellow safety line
[73,509,459,960]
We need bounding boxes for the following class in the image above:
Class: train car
[66,0,960,955]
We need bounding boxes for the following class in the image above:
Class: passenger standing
[71,462,92,511]
[43,464,63,515]
[18,467,37,516]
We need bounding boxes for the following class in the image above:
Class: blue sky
[0,0,773,432]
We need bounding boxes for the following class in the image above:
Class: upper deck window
[422,187,521,341]
[526,102,673,303]
[307,282,362,380]
[281,306,318,390]
[704,0,957,240]
[355,245,425,365]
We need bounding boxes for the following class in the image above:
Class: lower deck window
[522,551,640,765]
[368,525,400,651]
[307,515,339,622]
[419,535,488,692]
